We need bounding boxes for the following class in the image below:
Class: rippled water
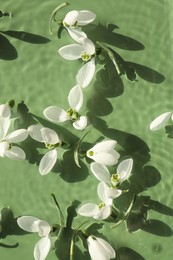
[0,0,173,259]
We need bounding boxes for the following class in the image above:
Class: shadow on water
[117,247,145,260]
[0,207,27,248]
[0,31,50,60]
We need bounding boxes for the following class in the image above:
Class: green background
[0,0,173,259]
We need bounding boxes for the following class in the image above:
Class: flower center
[67,108,79,120]
[45,143,60,149]
[111,173,120,187]
[88,150,94,156]
[80,52,92,62]
[63,21,78,28]
[98,202,105,209]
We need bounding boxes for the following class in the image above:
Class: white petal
[91,140,117,153]
[73,116,87,130]
[67,28,87,43]
[0,104,11,118]
[68,85,83,111]
[63,10,79,26]
[81,38,95,55]
[17,216,41,233]
[87,150,120,166]
[43,106,68,123]
[76,58,95,88]
[6,146,26,160]
[117,158,133,182]
[41,128,61,145]
[35,220,51,237]
[0,117,10,140]
[77,203,98,217]
[34,236,51,260]
[94,205,111,220]
[0,141,9,157]
[6,129,28,143]
[90,162,111,184]
[58,44,84,60]
[77,10,96,25]
[28,125,44,142]
[97,182,113,206]
[39,149,57,175]
[87,236,116,260]
[150,111,172,131]
[105,187,122,200]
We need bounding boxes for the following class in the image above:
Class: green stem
[49,2,70,35]
[74,131,89,168]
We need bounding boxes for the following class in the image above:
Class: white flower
[86,140,120,166]
[58,38,96,88]
[0,103,11,118]
[87,235,116,260]
[77,182,113,220]
[43,85,87,130]
[150,111,173,131]
[62,10,96,42]
[28,125,61,175]
[17,216,51,260]
[0,117,28,160]
[90,159,133,200]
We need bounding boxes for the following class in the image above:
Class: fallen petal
[150,111,172,131]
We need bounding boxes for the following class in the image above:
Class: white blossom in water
[43,85,87,130]
[86,140,120,166]
[150,111,173,131]
[0,117,28,160]
[58,38,96,88]
[0,103,11,118]
[77,182,114,220]
[28,125,61,175]
[87,235,116,260]
[62,10,96,42]
[17,216,51,260]
[90,159,133,200]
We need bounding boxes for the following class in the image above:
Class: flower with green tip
[87,235,116,260]
[43,85,87,130]
[28,125,61,175]
[86,140,120,166]
[17,216,51,260]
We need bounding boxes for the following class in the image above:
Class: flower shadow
[0,33,17,60]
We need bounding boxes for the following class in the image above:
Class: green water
[0,0,173,259]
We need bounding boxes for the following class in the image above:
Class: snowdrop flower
[58,38,96,88]
[0,103,11,118]
[0,117,28,160]
[77,182,113,220]
[43,85,87,130]
[17,216,51,260]
[150,111,173,131]
[28,125,61,175]
[87,235,116,260]
[86,140,120,166]
[90,159,133,200]
[62,10,96,42]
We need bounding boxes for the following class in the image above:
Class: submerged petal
[68,85,83,111]
[150,111,172,131]
[6,146,26,160]
[117,158,133,182]
[90,162,111,184]
[0,104,11,118]
[76,58,95,88]
[43,106,68,123]
[58,44,84,60]
[39,149,58,175]
[77,10,96,26]
[73,115,87,130]
[17,216,40,233]
[34,236,51,260]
